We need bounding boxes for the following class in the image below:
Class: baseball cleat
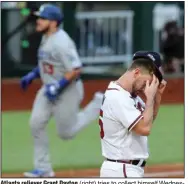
[23,169,55,178]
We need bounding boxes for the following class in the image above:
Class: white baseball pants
[100,160,144,178]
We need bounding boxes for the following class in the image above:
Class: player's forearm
[142,98,155,128]
[28,66,40,79]
[153,94,161,120]
[64,68,81,81]
[57,68,81,90]
[132,98,154,136]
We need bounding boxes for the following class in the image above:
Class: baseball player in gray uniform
[20,4,103,177]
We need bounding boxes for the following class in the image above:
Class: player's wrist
[146,94,155,102]
[58,77,70,89]
[146,98,154,107]
[46,78,70,98]
[29,66,40,79]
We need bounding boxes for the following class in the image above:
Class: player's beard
[132,82,138,97]
[36,24,51,34]
[132,80,144,96]
[41,25,51,34]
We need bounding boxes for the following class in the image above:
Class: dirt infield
[2,78,184,111]
[1,163,184,178]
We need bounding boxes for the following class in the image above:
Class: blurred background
[1,1,185,177]
[2,1,184,77]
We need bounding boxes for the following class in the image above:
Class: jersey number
[43,63,54,75]
[99,96,105,139]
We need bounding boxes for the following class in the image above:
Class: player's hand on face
[144,74,159,101]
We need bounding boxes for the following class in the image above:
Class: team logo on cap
[147,54,155,62]
[39,4,49,13]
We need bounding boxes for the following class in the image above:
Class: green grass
[2,105,184,173]
[148,105,184,164]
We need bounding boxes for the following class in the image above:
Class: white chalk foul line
[144,171,184,177]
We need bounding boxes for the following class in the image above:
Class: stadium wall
[2,78,184,111]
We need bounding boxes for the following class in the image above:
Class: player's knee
[57,131,75,140]
[29,115,46,135]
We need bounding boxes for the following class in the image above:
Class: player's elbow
[64,68,81,81]
[73,68,81,78]
[132,121,151,136]
[74,68,81,75]
[139,127,151,136]
[133,127,151,136]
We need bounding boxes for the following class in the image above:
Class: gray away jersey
[38,29,82,84]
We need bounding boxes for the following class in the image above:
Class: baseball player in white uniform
[20,4,103,177]
[99,51,167,178]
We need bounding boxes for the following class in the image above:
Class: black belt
[106,158,146,167]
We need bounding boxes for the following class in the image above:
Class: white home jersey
[37,29,82,84]
[99,82,149,160]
